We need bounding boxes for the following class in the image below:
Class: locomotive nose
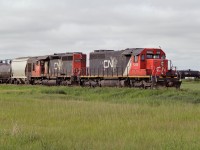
[146,59,168,76]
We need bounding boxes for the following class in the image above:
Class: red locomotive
[2,48,181,88]
[82,48,181,88]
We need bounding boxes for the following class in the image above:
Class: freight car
[178,69,200,79]
[0,60,11,83]
[1,48,182,88]
[11,57,31,84]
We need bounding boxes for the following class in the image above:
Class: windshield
[146,54,160,59]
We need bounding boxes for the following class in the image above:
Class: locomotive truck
[1,48,181,88]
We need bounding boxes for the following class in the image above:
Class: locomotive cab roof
[122,48,144,56]
[94,50,114,52]
[37,56,49,60]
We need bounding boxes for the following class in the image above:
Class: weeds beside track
[0,81,200,150]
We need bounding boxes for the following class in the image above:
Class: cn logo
[103,57,118,69]
[54,60,62,70]
[104,60,113,69]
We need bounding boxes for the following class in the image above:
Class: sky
[0,0,200,70]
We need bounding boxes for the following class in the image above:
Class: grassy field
[0,81,200,150]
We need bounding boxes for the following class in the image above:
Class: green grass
[0,81,200,150]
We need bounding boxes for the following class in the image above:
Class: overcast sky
[0,0,199,70]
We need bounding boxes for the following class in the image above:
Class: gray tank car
[0,60,11,83]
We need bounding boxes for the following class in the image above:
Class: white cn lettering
[54,60,62,70]
[104,60,114,69]
[54,63,58,70]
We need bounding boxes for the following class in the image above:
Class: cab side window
[161,55,166,59]
[141,54,145,61]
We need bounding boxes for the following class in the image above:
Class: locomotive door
[61,56,73,76]
[44,61,49,75]
[40,61,45,75]
[73,54,80,76]
[72,54,86,76]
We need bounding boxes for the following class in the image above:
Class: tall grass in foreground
[0,81,200,149]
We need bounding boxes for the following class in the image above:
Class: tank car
[80,48,181,88]
[0,60,11,83]
[178,69,200,79]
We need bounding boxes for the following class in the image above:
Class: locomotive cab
[128,48,168,77]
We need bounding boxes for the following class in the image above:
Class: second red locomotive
[11,52,86,85]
